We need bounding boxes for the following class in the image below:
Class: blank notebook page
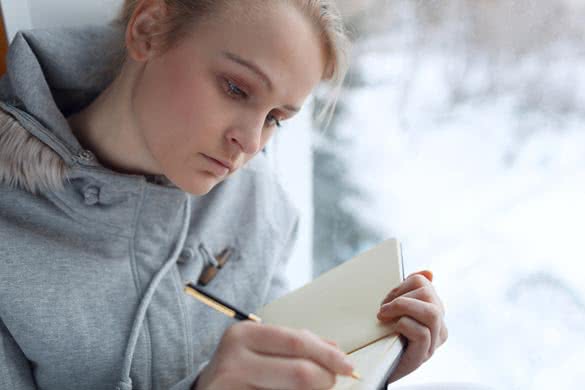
[258,238,404,354]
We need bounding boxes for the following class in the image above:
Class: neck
[67,62,161,176]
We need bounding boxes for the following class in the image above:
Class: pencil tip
[351,371,361,380]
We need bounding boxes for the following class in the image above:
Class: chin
[176,172,223,196]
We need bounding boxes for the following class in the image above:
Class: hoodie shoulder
[0,108,68,194]
[237,151,300,230]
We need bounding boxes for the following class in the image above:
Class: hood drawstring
[115,198,192,390]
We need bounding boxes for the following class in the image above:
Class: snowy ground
[336,46,585,389]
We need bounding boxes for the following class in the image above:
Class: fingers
[208,322,355,389]
[376,269,448,385]
[378,296,444,356]
[242,350,338,390]
[387,316,431,383]
[234,322,354,377]
[381,272,434,306]
[439,322,448,344]
[322,338,339,348]
[411,270,433,282]
[384,284,445,315]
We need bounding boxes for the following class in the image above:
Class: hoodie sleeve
[0,316,37,389]
[264,215,300,305]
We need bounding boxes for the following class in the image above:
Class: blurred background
[2,1,584,389]
[313,1,585,389]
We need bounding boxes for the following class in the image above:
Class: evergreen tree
[311,66,384,277]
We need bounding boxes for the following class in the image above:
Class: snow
[337,45,585,389]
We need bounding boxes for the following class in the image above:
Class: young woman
[0,1,447,389]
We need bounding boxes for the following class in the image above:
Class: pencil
[184,282,361,381]
[184,282,262,322]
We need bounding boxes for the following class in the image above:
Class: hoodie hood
[0,25,124,165]
[0,25,182,194]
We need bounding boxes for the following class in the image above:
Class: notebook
[258,238,406,390]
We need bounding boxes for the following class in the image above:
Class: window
[313,1,585,388]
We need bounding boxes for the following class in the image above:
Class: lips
[201,154,234,176]
[208,156,234,171]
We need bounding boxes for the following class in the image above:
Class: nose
[225,119,265,155]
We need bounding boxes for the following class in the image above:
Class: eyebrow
[221,51,300,114]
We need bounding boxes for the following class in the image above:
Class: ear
[125,0,169,62]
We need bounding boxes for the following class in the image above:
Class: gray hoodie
[0,26,299,390]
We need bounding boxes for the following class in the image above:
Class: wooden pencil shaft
[185,286,236,319]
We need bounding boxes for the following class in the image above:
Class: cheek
[132,60,221,158]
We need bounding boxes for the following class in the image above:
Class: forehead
[186,1,327,101]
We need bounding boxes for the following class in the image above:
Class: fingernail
[423,270,433,282]
[343,357,355,374]
[380,304,391,313]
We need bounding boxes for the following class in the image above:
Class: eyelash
[225,79,248,99]
[223,79,282,128]
[267,114,282,128]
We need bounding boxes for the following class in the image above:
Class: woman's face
[130,2,327,195]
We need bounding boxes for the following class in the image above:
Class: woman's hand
[194,321,355,390]
[377,270,448,383]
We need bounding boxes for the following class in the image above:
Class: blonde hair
[117,0,350,126]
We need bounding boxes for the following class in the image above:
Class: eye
[266,114,282,128]
[224,79,248,99]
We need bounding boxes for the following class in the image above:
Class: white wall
[1,0,122,40]
[1,0,32,41]
[28,0,122,29]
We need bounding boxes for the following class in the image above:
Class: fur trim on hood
[0,26,125,196]
[0,108,67,193]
